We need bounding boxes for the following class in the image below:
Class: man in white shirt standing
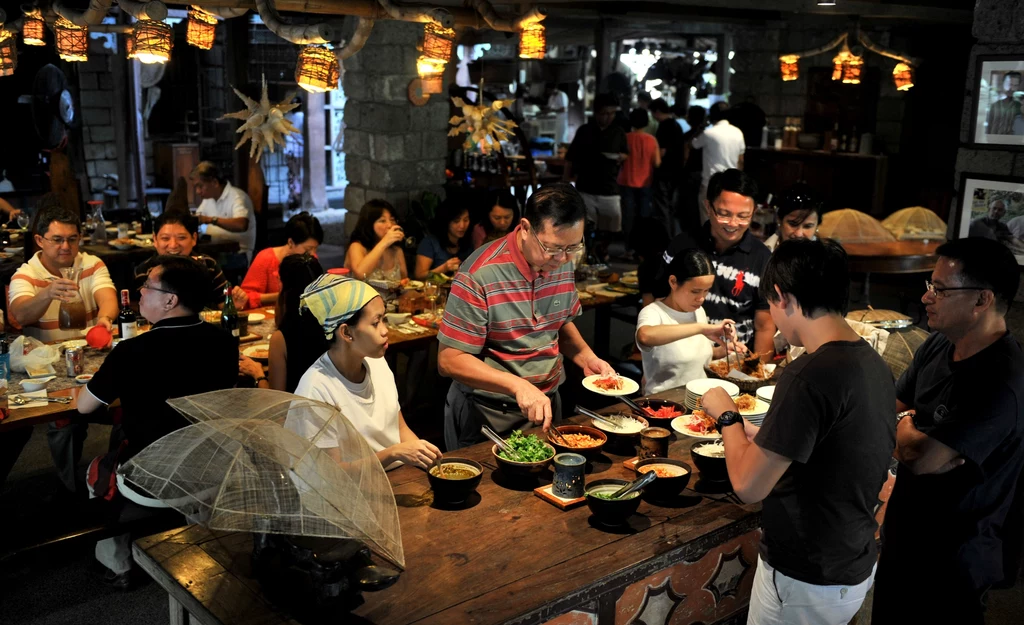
[690,102,746,224]
[545,83,570,145]
[191,161,256,262]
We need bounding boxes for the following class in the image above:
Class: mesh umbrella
[818,209,896,243]
[118,389,404,568]
[881,207,947,241]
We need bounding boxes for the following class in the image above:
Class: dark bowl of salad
[584,478,643,526]
[633,399,687,427]
[491,431,555,476]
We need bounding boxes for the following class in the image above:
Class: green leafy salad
[498,430,554,462]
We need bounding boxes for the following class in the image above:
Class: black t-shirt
[754,340,896,585]
[882,331,1024,589]
[566,122,629,196]
[134,254,228,308]
[641,223,770,346]
[655,119,684,181]
[87,315,241,460]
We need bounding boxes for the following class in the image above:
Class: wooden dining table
[841,239,941,305]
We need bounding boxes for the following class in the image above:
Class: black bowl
[633,458,693,499]
[427,458,484,504]
[633,399,687,427]
[585,478,643,526]
[589,414,649,455]
[548,425,608,461]
[689,441,729,482]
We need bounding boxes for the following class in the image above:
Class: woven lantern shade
[0,30,17,77]
[519,23,545,60]
[893,62,914,91]
[417,55,445,94]
[132,20,172,64]
[842,54,863,84]
[55,17,89,62]
[817,209,896,243]
[295,44,339,93]
[22,12,46,46]
[422,21,454,62]
[187,8,217,50]
[881,207,947,241]
[779,55,799,81]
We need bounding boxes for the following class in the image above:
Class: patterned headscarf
[299,275,380,339]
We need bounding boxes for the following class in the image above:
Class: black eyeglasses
[924,280,985,299]
[139,281,176,295]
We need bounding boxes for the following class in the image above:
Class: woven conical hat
[818,209,895,243]
[847,309,911,323]
[882,325,930,380]
[882,207,947,241]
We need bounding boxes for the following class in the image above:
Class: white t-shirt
[196,181,256,260]
[292,353,402,469]
[547,90,570,144]
[636,301,713,395]
[691,120,746,186]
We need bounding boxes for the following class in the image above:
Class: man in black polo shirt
[640,168,775,354]
[873,238,1024,625]
[703,238,896,624]
[564,93,629,235]
[78,255,240,587]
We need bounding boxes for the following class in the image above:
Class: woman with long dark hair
[414,200,471,279]
[344,200,408,281]
[471,191,520,249]
[240,212,323,308]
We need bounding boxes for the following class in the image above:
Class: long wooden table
[134,387,762,625]
[841,240,941,306]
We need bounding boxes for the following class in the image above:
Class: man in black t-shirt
[641,169,774,354]
[78,255,240,587]
[873,238,1024,625]
[564,93,628,234]
[649,98,684,234]
[703,239,896,625]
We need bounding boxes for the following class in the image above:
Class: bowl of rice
[690,440,729,482]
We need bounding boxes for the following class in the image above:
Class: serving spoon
[9,395,71,405]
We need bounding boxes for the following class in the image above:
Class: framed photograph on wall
[970,55,1024,148]
[956,173,1024,265]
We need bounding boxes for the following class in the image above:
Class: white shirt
[1008,215,1024,239]
[676,118,692,134]
[293,353,402,469]
[691,120,746,186]
[196,181,256,260]
[764,233,780,252]
[547,90,570,144]
[9,251,115,342]
[636,301,713,395]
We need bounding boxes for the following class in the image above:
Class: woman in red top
[240,212,323,309]
[618,108,661,242]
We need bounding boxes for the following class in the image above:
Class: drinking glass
[16,213,29,230]
[423,283,439,319]
[57,267,86,331]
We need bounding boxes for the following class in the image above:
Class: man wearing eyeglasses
[641,169,775,356]
[872,238,1024,624]
[438,183,615,449]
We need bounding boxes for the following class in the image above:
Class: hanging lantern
[422,21,454,63]
[132,20,173,64]
[831,49,848,81]
[842,54,863,84]
[417,55,445,94]
[125,30,136,59]
[187,7,218,50]
[295,44,340,93]
[22,11,46,46]
[55,17,89,63]
[779,54,799,81]
[0,30,17,77]
[893,62,914,91]
[519,23,546,60]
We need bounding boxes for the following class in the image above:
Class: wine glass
[16,213,29,230]
[423,283,439,319]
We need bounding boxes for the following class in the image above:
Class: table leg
[168,595,190,625]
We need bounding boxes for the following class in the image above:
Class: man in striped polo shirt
[438,183,615,450]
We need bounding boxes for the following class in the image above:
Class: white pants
[96,533,133,574]
[747,556,875,625]
[579,193,622,233]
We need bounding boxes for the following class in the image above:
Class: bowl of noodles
[547,425,608,461]
[704,352,776,393]
[690,440,729,482]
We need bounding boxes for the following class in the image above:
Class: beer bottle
[221,283,240,343]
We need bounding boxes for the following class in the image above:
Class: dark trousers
[620,185,653,246]
[443,381,562,451]
[652,179,679,237]
[872,549,988,625]
[0,427,32,486]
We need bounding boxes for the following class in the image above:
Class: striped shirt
[9,252,116,342]
[438,226,581,398]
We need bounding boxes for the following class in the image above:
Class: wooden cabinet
[153,143,201,208]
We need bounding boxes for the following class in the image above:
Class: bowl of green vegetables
[491,430,556,476]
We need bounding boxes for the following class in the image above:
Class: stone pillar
[342,20,449,234]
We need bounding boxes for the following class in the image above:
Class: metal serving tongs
[575,404,632,430]
[609,471,658,500]
[548,424,569,446]
[619,396,647,417]
[481,426,522,461]
[723,321,737,373]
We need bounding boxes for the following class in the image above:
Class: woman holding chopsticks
[635,249,747,394]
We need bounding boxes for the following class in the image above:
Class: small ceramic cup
[638,427,671,460]
[552,452,586,499]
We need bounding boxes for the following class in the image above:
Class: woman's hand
[231,286,248,310]
[381,225,405,248]
[238,355,264,379]
[388,439,442,469]
[444,256,461,273]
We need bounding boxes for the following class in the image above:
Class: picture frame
[955,172,1024,266]
[969,55,1024,149]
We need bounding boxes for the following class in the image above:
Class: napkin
[10,389,48,410]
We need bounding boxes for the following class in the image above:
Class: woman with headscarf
[292,275,441,470]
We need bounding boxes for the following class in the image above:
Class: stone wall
[342,20,449,235]
[79,38,118,195]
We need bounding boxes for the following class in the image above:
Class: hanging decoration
[295,44,340,93]
[187,7,218,50]
[839,48,863,84]
[417,55,446,94]
[448,83,517,154]
[22,9,46,46]
[422,21,454,62]
[132,20,173,64]
[779,54,799,81]
[55,17,89,63]
[893,62,914,91]
[0,29,17,77]
[222,75,301,162]
[519,22,545,59]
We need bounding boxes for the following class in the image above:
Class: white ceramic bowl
[247,313,266,323]
[22,376,55,392]
[75,374,93,384]
[385,312,411,326]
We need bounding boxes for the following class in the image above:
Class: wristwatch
[211,216,219,226]
[253,376,267,386]
[897,410,916,426]
[716,410,743,434]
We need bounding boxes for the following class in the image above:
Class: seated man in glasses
[437,183,615,449]
[640,169,775,357]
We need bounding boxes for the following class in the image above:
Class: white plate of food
[243,344,270,361]
[248,313,266,323]
[671,411,722,439]
[109,238,134,250]
[405,280,424,289]
[4,247,21,254]
[61,339,88,350]
[582,374,639,396]
[734,394,770,417]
